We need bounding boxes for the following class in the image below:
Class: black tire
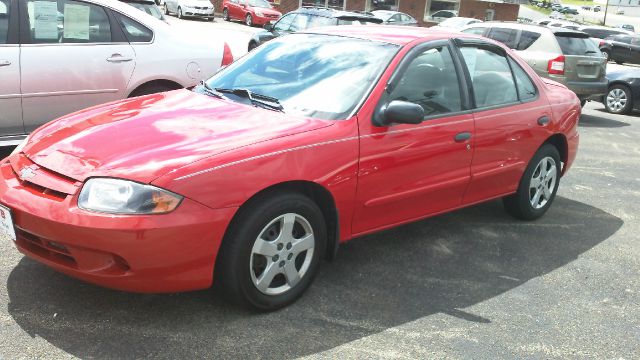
[604,84,632,115]
[129,83,179,97]
[601,49,610,61]
[503,144,561,221]
[245,13,252,27]
[177,6,183,19]
[215,192,327,311]
[248,41,258,51]
[223,8,229,21]
[615,60,624,65]
[580,99,586,107]
[163,3,169,15]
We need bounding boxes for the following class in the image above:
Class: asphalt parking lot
[1,19,639,360]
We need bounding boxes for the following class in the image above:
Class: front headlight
[78,178,183,215]
[255,11,264,16]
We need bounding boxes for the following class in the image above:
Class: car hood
[253,7,280,14]
[181,0,212,7]
[22,90,333,184]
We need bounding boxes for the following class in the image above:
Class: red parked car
[0,27,580,310]
[222,0,281,26]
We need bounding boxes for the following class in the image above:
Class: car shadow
[580,111,631,128]
[6,197,622,359]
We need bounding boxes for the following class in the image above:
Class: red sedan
[0,27,580,310]
[222,0,281,26]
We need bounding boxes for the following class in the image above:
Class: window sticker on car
[63,3,90,40]
[33,1,58,39]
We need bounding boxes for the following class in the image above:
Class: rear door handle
[0,60,11,67]
[454,132,472,142]
[106,54,133,63]
[538,116,550,126]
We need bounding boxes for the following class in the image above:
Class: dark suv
[600,34,640,65]
[248,7,382,51]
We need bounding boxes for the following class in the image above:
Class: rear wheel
[245,13,253,26]
[177,6,183,19]
[248,41,258,51]
[604,85,632,114]
[503,144,561,221]
[601,49,610,61]
[163,3,169,15]
[223,8,229,21]
[129,83,180,97]
[215,192,327,310]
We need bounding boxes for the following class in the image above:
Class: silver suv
[461,23,607,105]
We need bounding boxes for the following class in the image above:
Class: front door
[0,0,23,137]
[352,42,474,235]
[19,0,136,132]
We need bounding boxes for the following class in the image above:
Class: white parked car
[435,16,481,30]
[163,0,214,20]
[0,0,232,145]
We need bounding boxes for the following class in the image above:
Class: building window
[424,0,460,23]
[366,0,399,11]
[300,0,345,9]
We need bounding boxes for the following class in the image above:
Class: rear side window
[26,0,111,44]
[516,30,541,50]
[0,0,9,44]
[556,35,600,55]
[114,13,152,42]
[307,15,334,28]
[509,58,537,101]
[583,28,623,39]
[459,46,518,108]
[486,27,518,49]
[613,35,632,44]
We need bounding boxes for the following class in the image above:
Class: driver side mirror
[373,100,425,127]
[264,23,274,31]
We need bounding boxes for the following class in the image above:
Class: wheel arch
[128,79,184,98]
[543,133,568,174]
[222,180,340,262]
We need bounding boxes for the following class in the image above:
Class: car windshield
[204,34,399,120]
[556,34,601,55]
[127,3,163,20]
[248,0,272,8]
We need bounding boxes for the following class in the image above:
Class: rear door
[631,37,640,64]
[555,33,606,87]
[0,0,23,137]
[610,35,632,61]
[19,0,136,132]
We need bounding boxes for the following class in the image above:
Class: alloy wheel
[249,213,315,295]
[606,88,628,113]
[529,156,557,210]
[246,14,252,26]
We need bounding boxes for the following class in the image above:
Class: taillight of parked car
[222,42,234,66]
[548,55,565,75]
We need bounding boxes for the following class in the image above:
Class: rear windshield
[556,35,600,56]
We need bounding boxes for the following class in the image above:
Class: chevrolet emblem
[20,167,36,180]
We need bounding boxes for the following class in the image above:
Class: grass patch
[560,0,595,6]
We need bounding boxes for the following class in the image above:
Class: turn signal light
[547,55,565,75]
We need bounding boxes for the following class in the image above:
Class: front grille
[195,6,209,9]
[16,227,77,268]
[10,167,67,201]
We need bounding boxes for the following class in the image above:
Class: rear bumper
[0,158,236,293]
[566,80,608,97]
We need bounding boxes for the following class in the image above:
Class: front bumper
[253,15,279,25]
[182,8,214,17]
[0,156,236,293]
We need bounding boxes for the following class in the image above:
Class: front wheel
[177,6,183,19]
[215,192,327,310]
[248,41,258,51]
[223,8,229,21]
[601,49,610,61]
[605,85,632,114]
[503,144,561,221]
[245,13,253,27]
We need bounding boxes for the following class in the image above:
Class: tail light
[547,55,565,75]
[599,40,605,47]
[221,42,234,66]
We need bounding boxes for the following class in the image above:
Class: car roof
[306,25,474,45]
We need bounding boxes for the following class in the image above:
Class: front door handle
[538,116,550,126]
[454,132,472,142]
[0,60,11,67]
[106,54,133,63]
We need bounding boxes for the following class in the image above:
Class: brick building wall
[212,0,519,27]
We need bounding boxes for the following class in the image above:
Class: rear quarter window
[516,30,541,50]
[486,27,518,49]
[556,35,600,56]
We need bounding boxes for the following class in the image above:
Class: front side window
[461,26,486,36]
[288,13,309,32]
[273,13,295,32]
[459,46,518,108]
[307,15,335,28]
[204,34,399,120]
[26,0,111,43]
[388,46,463,117]
[0,0,9,44]
[114,13,153,42]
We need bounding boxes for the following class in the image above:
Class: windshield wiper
[215,87,284,112]
[198,81,227,99]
